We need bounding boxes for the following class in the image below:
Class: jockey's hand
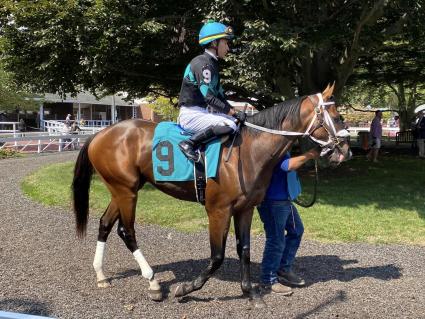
[233,110,247,123]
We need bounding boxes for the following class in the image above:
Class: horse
[72,84,351,307]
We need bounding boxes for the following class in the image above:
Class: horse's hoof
[148,288,163,302]
[97,279,111,288]
[251,297,267,309]
[173,284,185,298]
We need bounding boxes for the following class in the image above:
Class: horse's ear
[322,82,335,100]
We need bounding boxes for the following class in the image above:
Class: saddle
[152,122,228,205]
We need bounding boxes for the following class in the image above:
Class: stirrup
[186,149,201,162]
[178,142,201,162]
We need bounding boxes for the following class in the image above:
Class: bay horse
[72,84,351,306]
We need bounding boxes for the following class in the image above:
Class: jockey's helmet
[199,21,234,46]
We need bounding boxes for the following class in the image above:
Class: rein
[243,93,348,208]
[244,93,349,151]
[293,159,318,208]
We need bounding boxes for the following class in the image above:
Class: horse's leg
[174,210,231,297]
[234,209,266,308]
[93,200,119,288]
[116,194,163,301]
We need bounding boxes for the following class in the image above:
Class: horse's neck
[241,132,294,180]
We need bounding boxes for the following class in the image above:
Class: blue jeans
[258,200,304,285]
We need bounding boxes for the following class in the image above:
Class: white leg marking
[93,241,108,283]
[133,249,154,280]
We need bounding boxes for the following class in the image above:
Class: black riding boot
[179,125,234,161]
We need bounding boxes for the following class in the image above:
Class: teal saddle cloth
[152,122,222,182]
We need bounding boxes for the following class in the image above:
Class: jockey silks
[178,51,232,114]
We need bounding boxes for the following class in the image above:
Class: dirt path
[0,152,424,318]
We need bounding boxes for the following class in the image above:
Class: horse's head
[300,84,352,165]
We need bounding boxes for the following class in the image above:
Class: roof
[42,92,134,106]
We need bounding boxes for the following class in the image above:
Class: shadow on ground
[0,298,52,317]
[110,254,401,299]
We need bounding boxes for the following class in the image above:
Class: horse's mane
[243,96,305,136]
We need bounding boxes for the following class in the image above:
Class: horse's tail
[72,135,95,238]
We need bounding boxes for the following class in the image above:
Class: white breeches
[178,106,238,132]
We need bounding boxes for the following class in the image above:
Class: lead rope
[294,159,318,208]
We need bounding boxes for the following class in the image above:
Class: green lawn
[22,155,425,245]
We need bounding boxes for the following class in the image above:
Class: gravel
[0,152,424,319]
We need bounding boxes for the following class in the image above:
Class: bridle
[242,93,350,208]
[305,93,350,155]
[244,93,350,151]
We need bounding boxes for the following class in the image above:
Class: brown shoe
[277,270,306,287]
[269,283,293,295]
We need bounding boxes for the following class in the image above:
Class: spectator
[394,115,400,128]
[65,114,72,126]
[62,122,71,134]
[367,110,382,163]
[18,118,26,132]
[417,114,425,158]
[70,122,81,134]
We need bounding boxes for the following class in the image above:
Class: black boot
[179,126,233,161]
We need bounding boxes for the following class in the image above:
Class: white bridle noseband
[244,93,350,149]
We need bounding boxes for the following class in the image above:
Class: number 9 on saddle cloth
[152,122,226,204]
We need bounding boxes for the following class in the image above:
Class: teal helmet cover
[198,21,234,46]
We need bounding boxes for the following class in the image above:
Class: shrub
[0,148,21,159]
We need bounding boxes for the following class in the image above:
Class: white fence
[347,127,399,138]
[42,120,105,135]
[0,121,20,134]
[0,120,109,154]
[0,133,90,153]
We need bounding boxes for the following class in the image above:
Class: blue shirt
[264,153,301,201]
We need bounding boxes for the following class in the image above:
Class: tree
[0,0,423,110]
[0,63,39,111]
[147,96,179,121]
[348,0,425,129]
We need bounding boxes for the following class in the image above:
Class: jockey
[178,21,238,161]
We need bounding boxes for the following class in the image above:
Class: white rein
[243,93,349,148]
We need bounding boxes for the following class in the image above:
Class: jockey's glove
[233,111,247,123]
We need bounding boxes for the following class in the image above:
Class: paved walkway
[0,152,424,318]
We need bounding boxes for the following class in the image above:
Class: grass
[21,155,425,245]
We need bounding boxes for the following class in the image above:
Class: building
[40,92,143,125]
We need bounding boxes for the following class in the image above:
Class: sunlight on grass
[21,155,425,245]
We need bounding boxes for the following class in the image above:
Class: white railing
[42,120,106,135]
[43,120,65,134]
[0,121,20,134]
[44,119,111,127]
[347,127,399,138]
[0,133,90,153]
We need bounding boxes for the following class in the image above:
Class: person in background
[18,118,26,132]
[367,110,382,163]
[70,121,81,134]
[259,148,319,295]
[65,114,72,126]
[417,113,425,158]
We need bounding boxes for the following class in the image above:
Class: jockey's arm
[281,148,320,172]
[192,63,232,115]
[199,83,232,114]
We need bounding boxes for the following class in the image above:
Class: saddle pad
[152,122,221,182]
